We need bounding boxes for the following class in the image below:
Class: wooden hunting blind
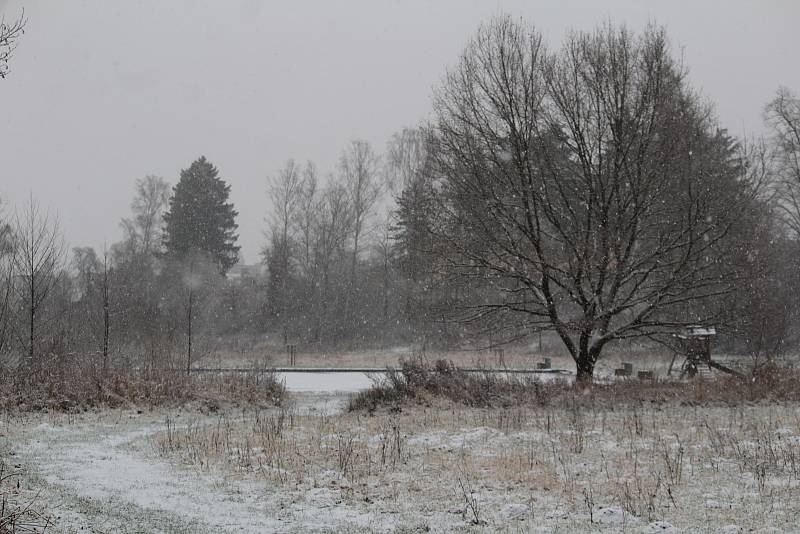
[667,325,741,379]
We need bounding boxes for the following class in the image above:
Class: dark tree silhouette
[428,17,755,382]
[163,156,240,274]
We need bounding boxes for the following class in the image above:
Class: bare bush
[0,462,51,533]
[0,353,284,412]
[350,357,800,413]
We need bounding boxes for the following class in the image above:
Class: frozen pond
[276,371,378,393]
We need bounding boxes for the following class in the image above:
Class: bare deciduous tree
[340,140,381,330]
[71,245,114,371]
[263,159,304,329]
[340,140,381,282]
[266,160,304,249]
[429,17,752,381]
[119,175,171,260]
[386,128,427,195]
[0,10,25,79]
[765,87,800,237]
[11,196,66,361]
[312,180,353,342]
[295,162,319,282]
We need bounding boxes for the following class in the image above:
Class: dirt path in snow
[6,393,350,533]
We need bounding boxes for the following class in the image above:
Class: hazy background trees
[111,176,171,363]
[263,159,304,337]
[1,15,798,380]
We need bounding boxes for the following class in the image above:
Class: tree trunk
[186,287,193,376]
[575,354,595,384]
[102,264,110,375]
[382,256,389,323]
[29,297,34,361]
[103,289,109,373]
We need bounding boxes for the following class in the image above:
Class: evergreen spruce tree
[392,175,435,283]
[163,156,240,274]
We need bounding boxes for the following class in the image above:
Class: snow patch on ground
[594,505,640,525]
[641,520,677,533]
[25,419,283,532]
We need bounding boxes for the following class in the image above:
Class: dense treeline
[1,18,799,380]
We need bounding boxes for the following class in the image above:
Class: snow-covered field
[4,387,800,532]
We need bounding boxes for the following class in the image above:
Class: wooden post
[667,351,678,376]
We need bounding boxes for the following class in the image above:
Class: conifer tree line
[1,17,799,380]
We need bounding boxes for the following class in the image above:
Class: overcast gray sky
[1,0,798,263]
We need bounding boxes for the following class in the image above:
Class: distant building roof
[677,325,716,338]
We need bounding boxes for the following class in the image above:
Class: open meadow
[3,358,800,533]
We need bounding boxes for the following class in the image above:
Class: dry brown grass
[0,353,285,413]
[0,461,51,533]
[151,394,800,530]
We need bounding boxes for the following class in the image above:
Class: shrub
[349,356,800,412]
[0,352,284,412]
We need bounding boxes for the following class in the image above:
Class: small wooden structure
[668,325,742,379]
[614,362,634,377]
[637,370,654,381]
[668,326,714,378]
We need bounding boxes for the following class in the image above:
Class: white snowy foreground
[3,388,800,533]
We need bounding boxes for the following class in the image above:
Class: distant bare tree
[71,245,113,371]
[388,130,438,336]
[429,18,752,381]
[295,162,319,282]
[112,176,171,357]
[263,159,304,329]
[311,180,353,342]
[158,251,221,374]
[373,216,394,323]
[0,10,25,79]
[340,140,381,282]
[765,87,800,237]
[11,196,66,361]
[340,140,381,330]
[267,160,303,250]
[386,128,427,195]
[119,175,171,260]
[100,246,111,370]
